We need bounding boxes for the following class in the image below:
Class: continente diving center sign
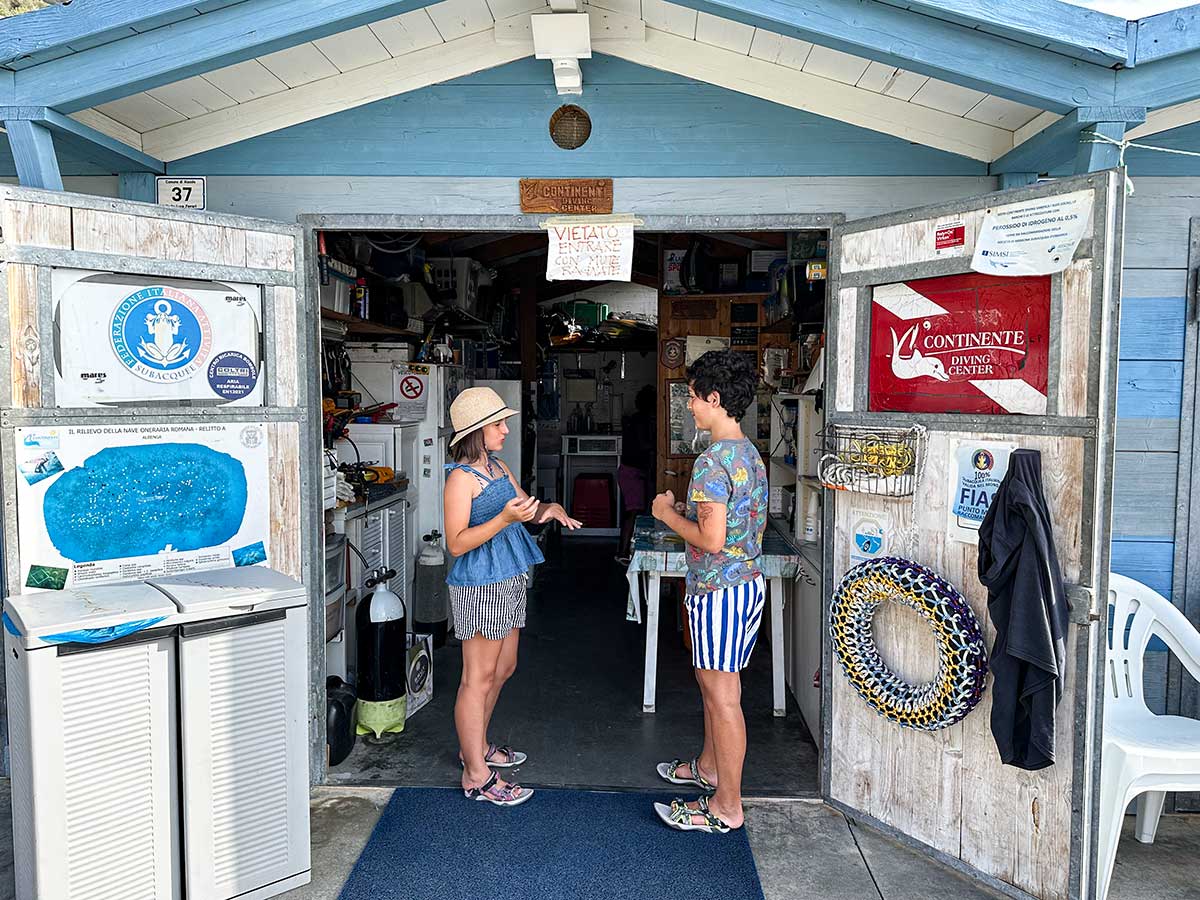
[867,273,1050,416]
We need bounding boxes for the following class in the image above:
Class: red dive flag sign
[867,273,1051,416]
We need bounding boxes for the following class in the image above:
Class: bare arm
[652,493,727,554]
[494,458,582,529]
[443,468,537,557]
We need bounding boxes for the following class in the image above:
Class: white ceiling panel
[427,0,497,41]
[748,30,812,69]
[585,0,641,16]
[147,76,237,118]
[910,78,989,116]
[964,94,1042,129]
[641,0,697,39]
[369,10,446,56]
[96,93,187,131]
[258,43,341,87]
[314,25,391,71]
[695,12,754,54]
[855,62,928,102]
[802,45,870,85]
[485,0,548,19]
[202,60,289,102]
[881,69,928,102]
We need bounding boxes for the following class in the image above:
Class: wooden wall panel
[72,208,141,256]
[273,286,300,407]
[135,215,195,261]
[834,287,857,412]
[840,210,983,274]
[3,201,70,249]
[1058,259,1092,417]
[830,433,1086,900]
[6,264,40,408]
[267,422,303,580]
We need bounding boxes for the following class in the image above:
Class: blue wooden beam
[0,106,164,174]
[0,0,244,68]
[1075,121,1126,174]
[998,172,1038,190]
[13,0,446,112]
[1133,5,1200,66]
[990,106,1145,175]
[1116,46,1200,108]
[4,119,62,190]
[119,173,157,203]
[656,0,1118,112]
[876,0,1129,66]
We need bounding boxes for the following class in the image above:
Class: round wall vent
[549,105,592,150]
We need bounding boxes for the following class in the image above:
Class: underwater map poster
[53,268,265,407]
[15,423,270,591]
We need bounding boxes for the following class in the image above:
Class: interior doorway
[308,217,835,796]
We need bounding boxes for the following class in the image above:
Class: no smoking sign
[396,372,429,420]
[400,376,424,399]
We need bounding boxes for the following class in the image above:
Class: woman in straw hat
[444,386,581,806]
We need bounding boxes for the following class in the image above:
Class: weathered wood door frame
[820,171,1125,900]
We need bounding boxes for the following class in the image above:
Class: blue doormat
[338,787,766,900]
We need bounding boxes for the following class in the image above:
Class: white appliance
[561,434,623,537]
[405,363,465,548]
[474,378,523,484]
[148,566,311,900]
[337,422,420,576]
[346,342,410,409]
[5,584,182,900]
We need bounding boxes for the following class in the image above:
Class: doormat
[338,787,766,900]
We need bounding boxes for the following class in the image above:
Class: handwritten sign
[545,222,634,282]
[521,179,613,214]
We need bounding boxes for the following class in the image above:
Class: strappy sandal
[653,795,734,834]
[655,757,716,790]
[464,770,533,807]
[459,743,528,769]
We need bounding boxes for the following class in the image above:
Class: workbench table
[625,515,803,716]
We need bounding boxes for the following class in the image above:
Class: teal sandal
[655,757,716,790]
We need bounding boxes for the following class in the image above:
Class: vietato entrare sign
[867,273,1050,415]
[545,221,634,281]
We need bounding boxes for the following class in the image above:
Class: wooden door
[822,171,1124,900]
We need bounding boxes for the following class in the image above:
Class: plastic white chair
[1097,573,1200,899]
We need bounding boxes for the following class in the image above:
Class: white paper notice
[971,190,1091,276]
[545,222,634,281]
[685,335,730,365]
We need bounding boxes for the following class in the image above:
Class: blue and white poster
[947,439,1016,544]
[53,269,264,407]
[15,423,270,590]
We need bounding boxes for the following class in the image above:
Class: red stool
[572,474,614,528]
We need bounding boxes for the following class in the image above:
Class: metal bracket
[1066,583,1097,625]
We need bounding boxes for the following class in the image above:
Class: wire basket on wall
[818,424,927,497]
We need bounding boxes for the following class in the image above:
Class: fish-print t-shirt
[685,438,768,596]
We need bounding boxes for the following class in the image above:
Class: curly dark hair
[687,349,758,421]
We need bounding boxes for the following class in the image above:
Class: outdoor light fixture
[531,10,591,95]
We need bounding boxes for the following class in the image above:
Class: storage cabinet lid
[148,565,306,615]
[3,583,176,649]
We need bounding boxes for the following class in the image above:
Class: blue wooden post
[998,172,1038,190]
[5,119,62,190]
[119,172,156,203]
[1075,122,1126,174]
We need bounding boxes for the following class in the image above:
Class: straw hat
[449,386,518,446]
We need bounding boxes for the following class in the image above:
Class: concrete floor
[329,537,818,795]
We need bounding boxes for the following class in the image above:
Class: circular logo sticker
[111,286,213,384]
[240,425,263,449]
[972,449,995,472]
[208,350,259,400]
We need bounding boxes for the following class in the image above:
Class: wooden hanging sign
[520,179,613,214]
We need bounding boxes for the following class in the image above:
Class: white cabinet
[385,503,408,598]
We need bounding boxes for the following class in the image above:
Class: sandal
[464,770,533,807]
[655,757,716,790]
[653,795,734,834]
[459,743,528,769]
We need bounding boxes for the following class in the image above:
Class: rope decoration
[830,557,988,731]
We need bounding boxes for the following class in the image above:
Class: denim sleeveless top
[444,457,544,587]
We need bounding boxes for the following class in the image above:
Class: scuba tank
[414,531,451,648]
[355,566,408,738]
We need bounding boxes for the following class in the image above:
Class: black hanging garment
[976,449,1070,771]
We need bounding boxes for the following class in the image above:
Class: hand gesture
[502,496,539,524]
[652,490,677,522]
[543,502,583,530]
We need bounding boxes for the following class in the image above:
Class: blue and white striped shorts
[685,575,766,672]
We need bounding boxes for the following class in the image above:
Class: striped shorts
[449,572,529,641]
[685,575,766,673]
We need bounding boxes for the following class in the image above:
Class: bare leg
[480,628,520,756]
[688,669,745,827]
[457,633,520,795]
[693,669,718,786]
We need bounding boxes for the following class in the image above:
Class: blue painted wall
[1125,123,1200,176]
[165,56,986,178]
